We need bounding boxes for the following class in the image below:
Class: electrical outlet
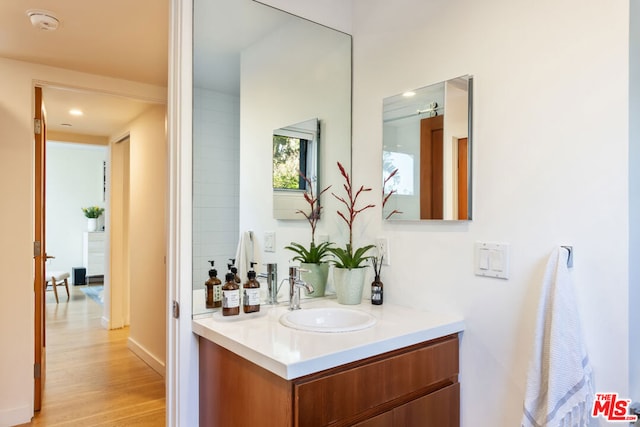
[376,237,390,265]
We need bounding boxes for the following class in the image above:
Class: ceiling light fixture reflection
[69,109,83,116]
[402,91,416,97]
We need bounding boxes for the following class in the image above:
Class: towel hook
[561,245,573,268]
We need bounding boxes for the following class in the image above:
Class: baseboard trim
[127,336,166,377]
[101,316,110,330]
[0,404,32,426]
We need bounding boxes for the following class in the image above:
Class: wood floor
[19,285,166,427]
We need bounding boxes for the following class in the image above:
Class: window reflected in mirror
[272,118,319,219]
[272,135,308,190]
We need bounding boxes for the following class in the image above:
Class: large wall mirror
[382,75,473,221]
[192,0,352,317]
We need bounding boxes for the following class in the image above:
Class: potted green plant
[329,162,376,304]
[81,206,104,232]
[284,172,332,297]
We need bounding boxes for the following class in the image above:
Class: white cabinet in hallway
[83,232,105,281]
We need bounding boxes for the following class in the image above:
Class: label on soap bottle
[213,284,222,303]
[244,288,261,306]
[222,289,240,308]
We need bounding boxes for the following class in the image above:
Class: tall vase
[300,262,329,298]
[333,267,366,305]
[87,218,97,232]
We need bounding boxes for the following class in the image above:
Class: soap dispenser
[229,258,242,284]
[243,261,261,313]
[205,260,222,309]
[222,263,240,316]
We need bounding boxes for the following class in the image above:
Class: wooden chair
[45,271,70,303]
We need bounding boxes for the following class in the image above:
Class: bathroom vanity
[193,298,464,426]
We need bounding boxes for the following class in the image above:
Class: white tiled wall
[192,88,240,288]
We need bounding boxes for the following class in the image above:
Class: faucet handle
[288,265,300,279]
[288,265,310,279]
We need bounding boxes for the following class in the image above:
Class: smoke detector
[26,10,60,31]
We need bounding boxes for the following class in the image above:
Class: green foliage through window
[273,135,307,189]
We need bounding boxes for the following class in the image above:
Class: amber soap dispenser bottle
[205,260,222,309]
[222,264,240,316]
[243,262,261,313]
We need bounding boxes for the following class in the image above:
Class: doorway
[34,83,167,419]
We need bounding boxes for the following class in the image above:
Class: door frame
[32,80,166,415]
[167,0,199,424]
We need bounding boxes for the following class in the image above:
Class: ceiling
[0,0,169,137]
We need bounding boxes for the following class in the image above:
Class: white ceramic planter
[333,267,366,305]
[300,262,329,297]
[87,218,97,232]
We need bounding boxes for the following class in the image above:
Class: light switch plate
[264,231,276,253]
[474,242,509,279]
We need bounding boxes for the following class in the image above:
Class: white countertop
[192,297,465,380]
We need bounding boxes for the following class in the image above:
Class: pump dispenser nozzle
[229,258,241,283]
[208,260,217,277]
[248,261,257,279]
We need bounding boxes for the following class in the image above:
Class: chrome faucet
[256,263,278,305]
[287,266,314,310]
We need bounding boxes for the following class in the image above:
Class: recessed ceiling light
[26,9,60,31]
[69,109,83,116]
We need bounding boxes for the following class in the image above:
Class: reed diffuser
[371,254,384,305]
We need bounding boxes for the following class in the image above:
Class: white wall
[352,0,629,426]
[126,104,168,375]
[46,142,107,279]
[629,0,640,403]
[0,56,165,426]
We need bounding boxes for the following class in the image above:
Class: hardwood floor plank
[19,285,166,427]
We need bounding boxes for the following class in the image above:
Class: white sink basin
[279,307,377,333]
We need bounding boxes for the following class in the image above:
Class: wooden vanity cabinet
[199,334,459,427]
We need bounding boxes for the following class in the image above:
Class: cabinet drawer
[294,335,458,426]
[87,232,105,242]
[354,382,459,427]
[87,240,104,252]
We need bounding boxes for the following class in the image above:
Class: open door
[33,86,47,411]
[457,137,468,220]
[420,115,444,219]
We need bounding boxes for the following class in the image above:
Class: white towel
[234,231,262,282]
[522,247,594,427]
